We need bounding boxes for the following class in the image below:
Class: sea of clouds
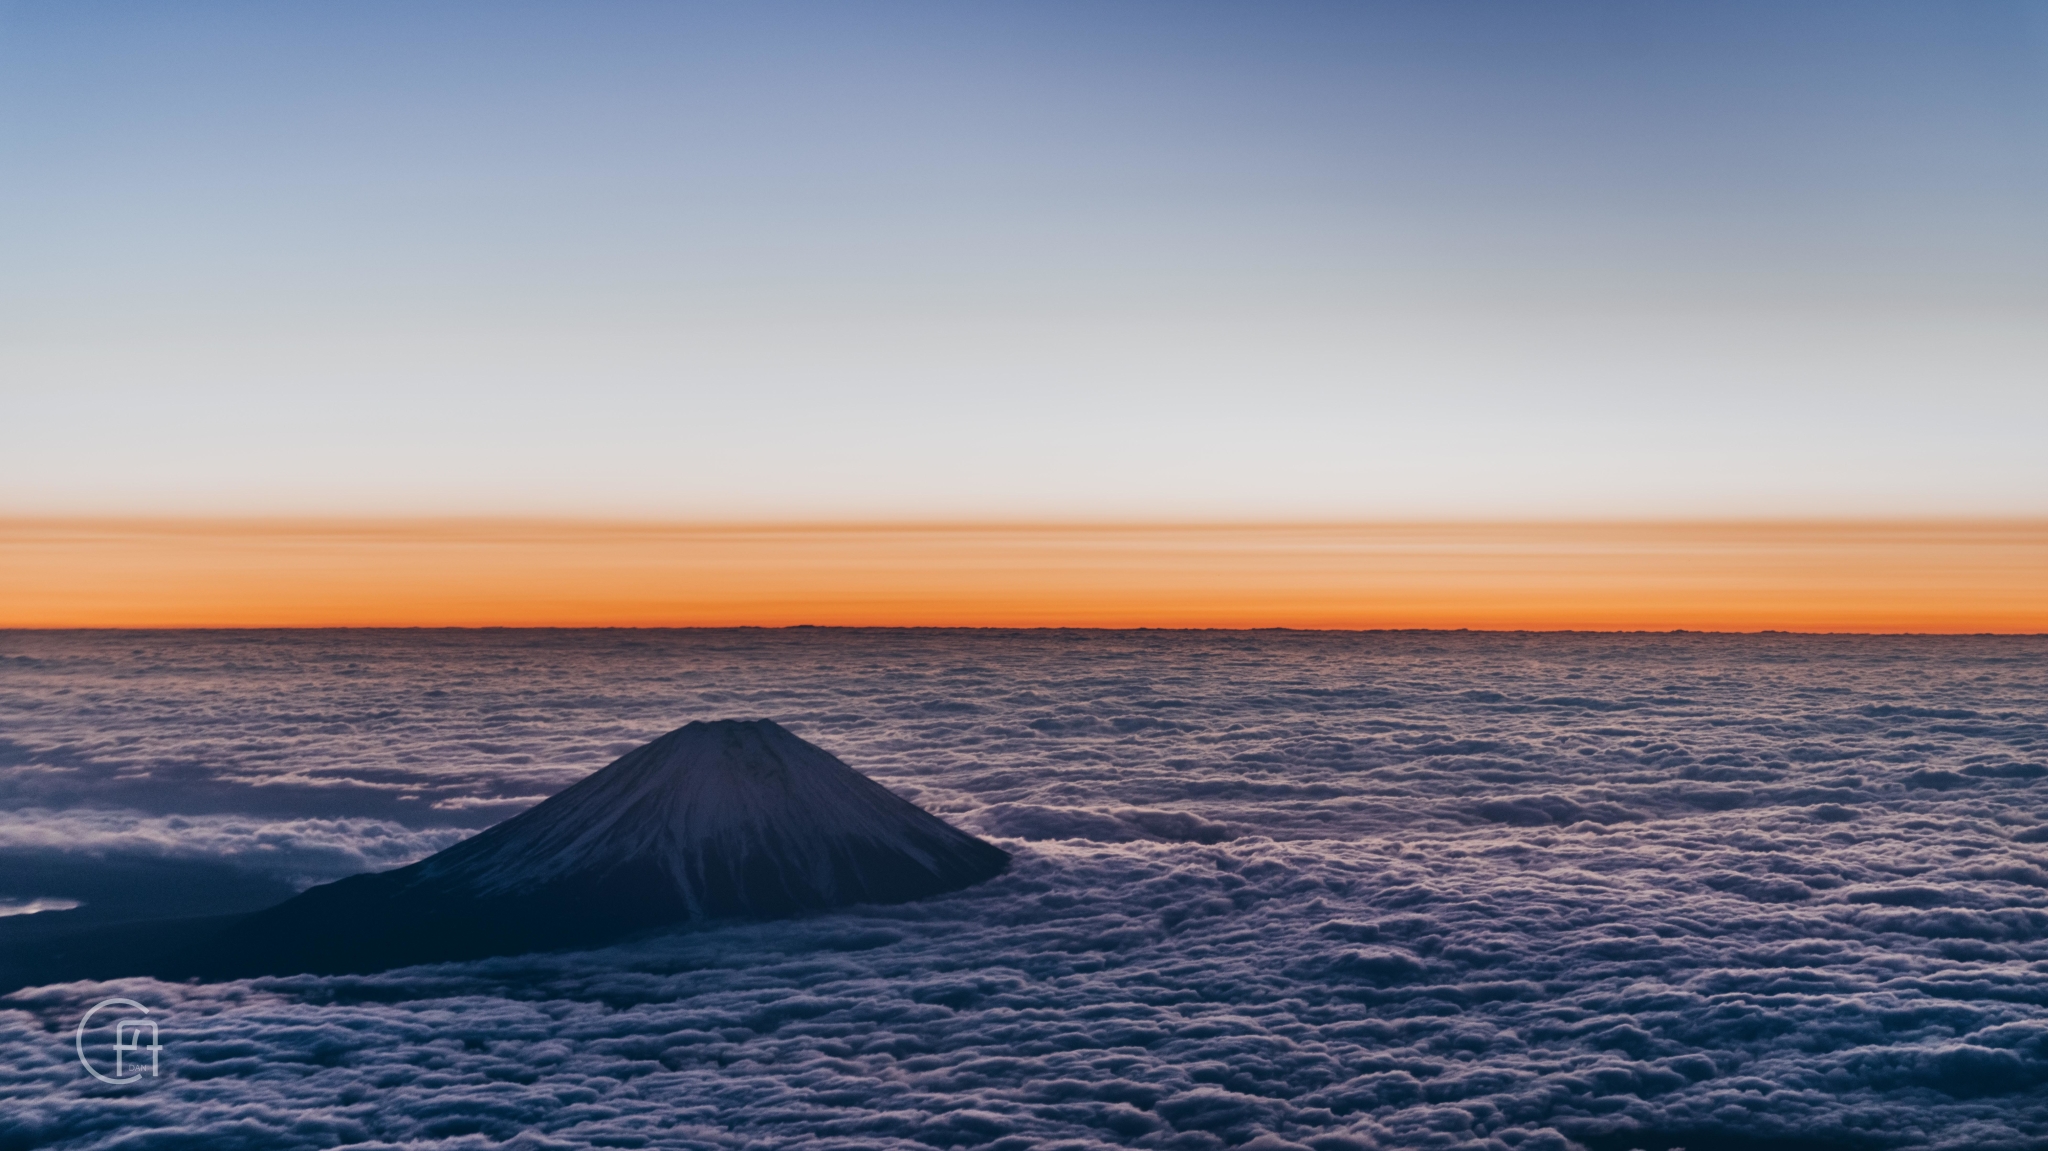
[2,628,2047,1150]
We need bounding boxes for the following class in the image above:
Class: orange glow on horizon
[1,519,2042,633]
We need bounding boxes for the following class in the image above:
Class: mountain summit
[196,719,1010,976]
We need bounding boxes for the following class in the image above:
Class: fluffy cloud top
[0,808,468,886]
[2,629,2046,1149]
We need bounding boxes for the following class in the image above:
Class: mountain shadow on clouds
[182,719,1010,977]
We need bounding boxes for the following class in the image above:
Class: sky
[6,520,2046,631]
[4,0,2045,522]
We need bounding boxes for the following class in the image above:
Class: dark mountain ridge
[185,719,1009,977]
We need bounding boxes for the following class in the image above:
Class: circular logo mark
[75,998,161,1084]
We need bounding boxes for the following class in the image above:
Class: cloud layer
[0,808,469,888]
[3,628,2046,1149]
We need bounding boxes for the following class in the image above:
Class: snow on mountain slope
[417,718,1010,908]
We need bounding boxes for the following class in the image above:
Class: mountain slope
[193,719,1009,976]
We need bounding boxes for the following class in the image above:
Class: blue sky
[3,1,2043,518]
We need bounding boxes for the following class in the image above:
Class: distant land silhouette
[4,721,1008,988]
[199,719,1010,976]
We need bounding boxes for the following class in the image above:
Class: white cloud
[0,809,466,885]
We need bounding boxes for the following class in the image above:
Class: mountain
[191,719,1010,976]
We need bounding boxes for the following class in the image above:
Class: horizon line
[9,515,2047,531]
[4,624,2044,637]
